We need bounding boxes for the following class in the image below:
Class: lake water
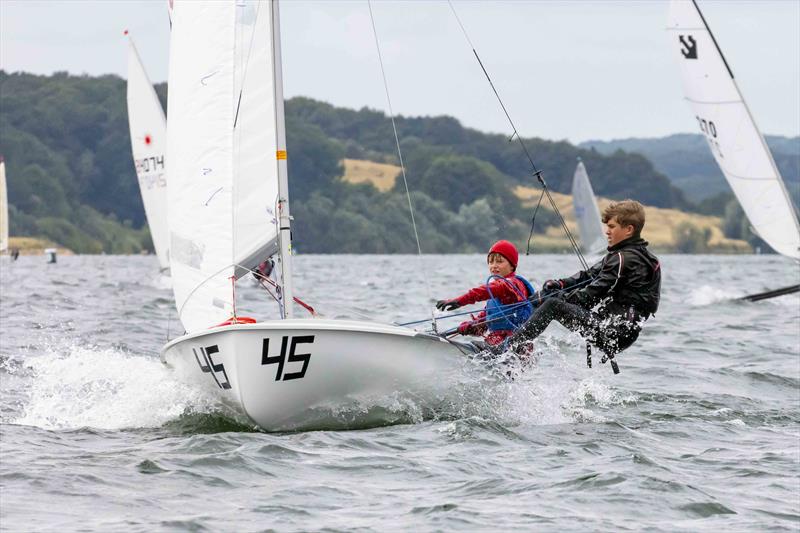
[1,253,798,531]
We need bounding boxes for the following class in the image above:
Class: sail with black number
[126,33,170,271]
[667,0,800,260]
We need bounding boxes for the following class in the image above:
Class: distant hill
[286,97,690,210]
[580,133,800,208]
[343,159,749,254]
[0,70,754,254]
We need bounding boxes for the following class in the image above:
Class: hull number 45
[192,335,315,389]
[193,345,231,390]
[262,335,314,381]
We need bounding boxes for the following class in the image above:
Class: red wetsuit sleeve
[454,274,528,306]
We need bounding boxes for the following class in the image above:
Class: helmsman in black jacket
[510,199,661,358]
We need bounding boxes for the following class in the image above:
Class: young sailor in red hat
[436,240,536,346]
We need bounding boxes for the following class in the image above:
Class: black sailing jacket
[558,236,661,318]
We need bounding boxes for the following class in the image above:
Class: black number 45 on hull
[262,335,314,381]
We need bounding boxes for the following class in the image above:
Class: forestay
[571,160,606,256]
[167,0,281,332]
[126,35,170,271]
[667,0,800,260]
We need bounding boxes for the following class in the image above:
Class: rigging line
[231,1,265,310]
[542,185,590,271]
[233,0,263,128]
[447,0,537,173]
[447,0,590,272]
[525,189,545,255]
[367,0,437,330]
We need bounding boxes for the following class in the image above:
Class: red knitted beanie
[488,240,518,269]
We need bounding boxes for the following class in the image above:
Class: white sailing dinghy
[0,158,8,257]
[668,1,800,296]
[126,32,170,273]
[571,159,606,257]
[161,0,476,431]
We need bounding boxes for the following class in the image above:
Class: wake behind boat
[161,0,483,431]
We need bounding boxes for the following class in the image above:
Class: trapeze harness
[483,275,537,332]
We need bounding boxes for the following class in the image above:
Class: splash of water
[13,343,222,431]
[8,328,629,433]
[688,284,743,306]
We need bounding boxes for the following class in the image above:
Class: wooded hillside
[0,70,765,254]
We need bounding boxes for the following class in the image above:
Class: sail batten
[668,0,800,260]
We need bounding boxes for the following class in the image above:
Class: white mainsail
[167,0,286,332]
[0,158,8,254]
[667,0,800,260]
[571,160,606,256]
[126,35,170,271]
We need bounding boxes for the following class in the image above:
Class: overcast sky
[1,0,798,144]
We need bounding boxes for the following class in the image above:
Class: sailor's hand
[436,299,461,312]
[542,279,563,293]
[541,279,563,297]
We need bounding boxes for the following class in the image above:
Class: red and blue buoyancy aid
[484,275,537,332]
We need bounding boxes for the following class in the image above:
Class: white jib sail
[126,35,170,271]
[571,160,606,255]
[167,0,283,332]
[667,0,800,260]
[0,159,8,253]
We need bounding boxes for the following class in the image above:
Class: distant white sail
[0,159,8,254]
[667,0,800,260]
[126,34,170,271]
[571,160,606,255]
[167,0,282,332]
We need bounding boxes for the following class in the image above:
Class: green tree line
[2,70,692,254]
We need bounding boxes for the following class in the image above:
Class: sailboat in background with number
[667,0,799,300]
[0,157,8,258]
[161,0,476,431]
[571,159,606,258]
[126,31,170,274]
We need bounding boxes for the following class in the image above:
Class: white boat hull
[161,319,480,431]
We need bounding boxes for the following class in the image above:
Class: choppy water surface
[1,254,798,531]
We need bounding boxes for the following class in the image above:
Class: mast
[271,0,294,318]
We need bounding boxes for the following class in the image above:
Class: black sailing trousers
[511,297,641,356]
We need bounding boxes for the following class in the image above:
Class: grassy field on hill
[342,159,751,253]
[6,237,74,256]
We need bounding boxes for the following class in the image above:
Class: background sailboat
[667,0,799,300]
[0,157,8,257]
[571,159,606,257]
[126,32,170,273]
[161,0,476,432]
